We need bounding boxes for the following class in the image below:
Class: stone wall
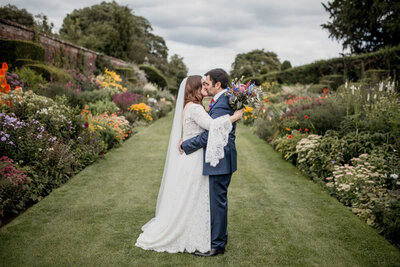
[0,19,137,73]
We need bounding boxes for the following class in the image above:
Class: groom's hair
[205,68,229,89]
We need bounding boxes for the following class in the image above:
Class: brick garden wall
[0,19,136,73]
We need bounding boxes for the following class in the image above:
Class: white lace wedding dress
[135,103,232,253]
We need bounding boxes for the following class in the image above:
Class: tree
[0,4,35,27]
[167,54,188,88]
[321,0,400,53]
[168,54,188,78]
[60,1,169,73]
[281,60,292,71]
[34,14,54,35]
[230,49,281,79]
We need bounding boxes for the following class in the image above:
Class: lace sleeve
[189,104,213,130]
[189,104,232,167]
[205,115,232,167]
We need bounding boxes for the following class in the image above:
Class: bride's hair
[184,75,204,107]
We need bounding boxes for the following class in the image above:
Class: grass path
[0,111,399,266]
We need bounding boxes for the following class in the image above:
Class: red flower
[299,128,302,131]
[305,128,309,132]
[304,115,309,119]
[288,135,292,139]
[322,88,329,94]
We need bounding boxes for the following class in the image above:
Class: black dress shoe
[194,248,225,257]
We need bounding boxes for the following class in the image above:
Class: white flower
[379,82,383,92]
[390,174,399,179]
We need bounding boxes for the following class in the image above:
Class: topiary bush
[115,67,134,80]
[319,74,344,90]
[25,63,72,82]
[139,65,168,89]
[0,39,45,70]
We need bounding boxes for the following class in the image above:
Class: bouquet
[225,79,263,110]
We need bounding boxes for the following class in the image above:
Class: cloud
[1,0,344,75]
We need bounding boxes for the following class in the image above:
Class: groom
[180,68,237,257]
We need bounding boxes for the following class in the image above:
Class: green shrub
[273,131,307,164]
[296,99,347,135]
[25,63,72,82]
[0,39,45,69]
[139,65,168,89]
[88,99,119,115]
[81,89,111,103]
[374,190,400,246]
[36,83,86,108]
[14,66,47,92]
[254,117,278,141]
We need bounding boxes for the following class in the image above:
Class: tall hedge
[261,45,400,84]
[0,39,45,69]
[139,65,168,89]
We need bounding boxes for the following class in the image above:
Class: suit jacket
[181,93,237,176]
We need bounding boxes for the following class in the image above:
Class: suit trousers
[209,173,232,249]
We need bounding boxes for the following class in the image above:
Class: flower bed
[247,79,400,246]
[0,63,174,225]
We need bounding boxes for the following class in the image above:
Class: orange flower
[5,84,10,92]
[2,62,8,71]
[1,77,7,88]
[0,69,4,76]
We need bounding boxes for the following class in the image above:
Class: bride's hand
[178,138,184,154]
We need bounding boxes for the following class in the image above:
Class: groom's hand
[178,138,184,154]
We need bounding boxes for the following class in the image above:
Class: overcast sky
[2,0,345,75]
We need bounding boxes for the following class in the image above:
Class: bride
[135,75,242,253]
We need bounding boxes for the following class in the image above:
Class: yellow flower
[286,127,291,131]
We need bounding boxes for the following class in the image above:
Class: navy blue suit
[181,92,237,250]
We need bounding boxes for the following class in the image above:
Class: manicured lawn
[0,111,399,266]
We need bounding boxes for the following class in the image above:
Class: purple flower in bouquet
[225,79,263,110]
